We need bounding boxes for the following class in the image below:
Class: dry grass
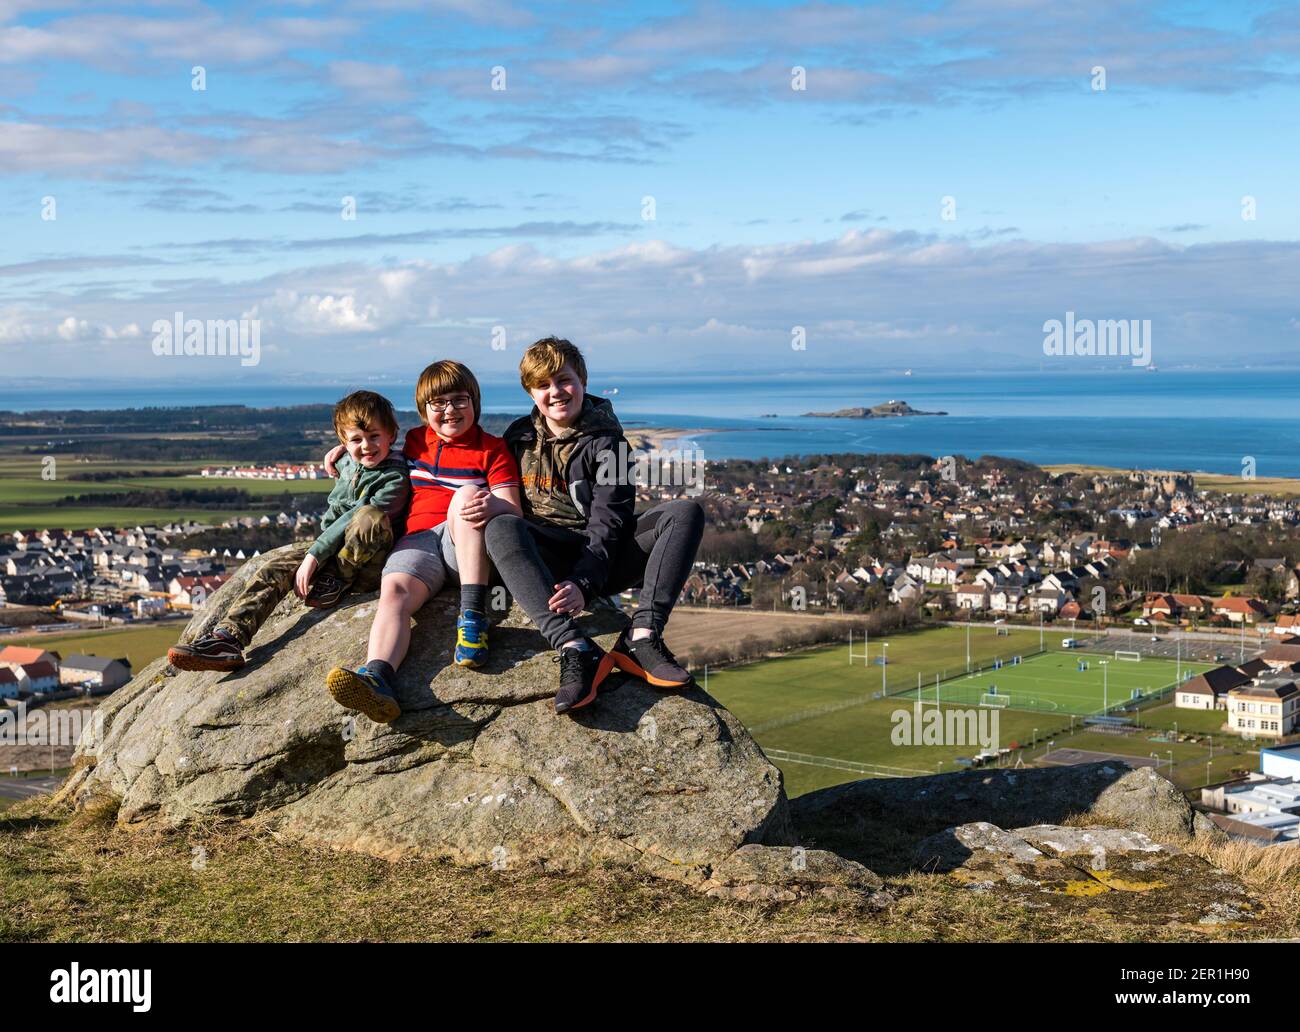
[0,797,1287,943]
[1185,836,1300,937]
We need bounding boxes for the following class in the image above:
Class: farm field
[0,452,331,533]
[4,622,185,671]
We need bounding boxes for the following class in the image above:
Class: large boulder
[56,546,795,885]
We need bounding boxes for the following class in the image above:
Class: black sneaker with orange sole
[553,640,615,714]
[168,631,246,672]
[607,628,693,689]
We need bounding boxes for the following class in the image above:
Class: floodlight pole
[1100,659,1109,714]
[882,642,889,694]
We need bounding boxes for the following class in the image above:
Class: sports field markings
[763,748,932,778]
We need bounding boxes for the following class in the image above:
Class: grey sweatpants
[484,500,705,649]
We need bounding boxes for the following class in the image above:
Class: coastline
[1043,464,1300,496]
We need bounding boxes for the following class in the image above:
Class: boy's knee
[484,512,524,547]
[665,498,705,530]
[448,484,481,517]
[349,504,390,532]
[380,575,426,610]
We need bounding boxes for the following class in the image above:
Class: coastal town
[6,449,1300,839]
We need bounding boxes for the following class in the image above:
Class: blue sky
[2,0,1300,385]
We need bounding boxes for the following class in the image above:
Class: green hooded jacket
[308,451,410,561]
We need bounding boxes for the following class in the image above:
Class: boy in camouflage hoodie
[168,391,410,672]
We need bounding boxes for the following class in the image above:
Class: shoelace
[634,635,681,668]
[553,647,592,675]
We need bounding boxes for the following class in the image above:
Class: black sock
[365,659,396,685]
[461,584,487,615]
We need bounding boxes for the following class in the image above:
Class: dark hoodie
[503,396,635,596]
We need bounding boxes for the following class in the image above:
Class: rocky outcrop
[51,547,1250,926]
[790,762,1222,874]
[55,546,794,886]
[914,821,1260,928]
[699,844,890,905]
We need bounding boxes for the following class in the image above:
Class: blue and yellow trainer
[454,610,489,668]
[325,664,401,724]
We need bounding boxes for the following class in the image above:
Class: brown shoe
[304,572,348,609]
[168,632,246,672]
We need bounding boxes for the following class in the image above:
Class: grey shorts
[382,523,459,594]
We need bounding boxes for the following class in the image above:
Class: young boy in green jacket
[168,390,410,672]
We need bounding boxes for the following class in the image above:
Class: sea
[3,369,1298,478]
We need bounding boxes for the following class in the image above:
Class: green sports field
[893,649,1214,717]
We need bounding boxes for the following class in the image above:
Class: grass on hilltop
[0,797,1286,943]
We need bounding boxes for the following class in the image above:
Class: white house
[990,587,1025,614]
[1028,588,1066,615]
[955,584,989,611]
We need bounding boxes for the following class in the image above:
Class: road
[0,775,61,801]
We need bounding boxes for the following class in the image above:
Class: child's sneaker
[168,629,245,672]
[607,627,693,689]
[304,572,348,609]
[553,639,614,715]
[325,664,401,724]
[454,610,489,668]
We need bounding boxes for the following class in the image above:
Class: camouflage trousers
[218,505,394,647]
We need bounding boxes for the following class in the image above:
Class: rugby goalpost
[1114,650,1142,662]
[847,628,870,666]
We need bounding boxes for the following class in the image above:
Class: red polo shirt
[402,423,519,534]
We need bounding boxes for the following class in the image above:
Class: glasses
[427,396,473,413]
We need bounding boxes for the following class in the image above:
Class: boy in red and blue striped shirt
[325,360,520,724]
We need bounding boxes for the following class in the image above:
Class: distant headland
[801,399,947,419]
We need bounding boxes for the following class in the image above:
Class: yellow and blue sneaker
[454,610,489,668]
[326,664,401,724]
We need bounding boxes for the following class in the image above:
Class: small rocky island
[802,399,947,418]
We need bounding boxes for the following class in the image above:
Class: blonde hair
[519,336,587,391]
[333,390,398,441]
[415,360,481,425]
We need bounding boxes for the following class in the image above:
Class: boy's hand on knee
[294,554,319,598]
[549,580,585,615]
[459,487,492,528]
